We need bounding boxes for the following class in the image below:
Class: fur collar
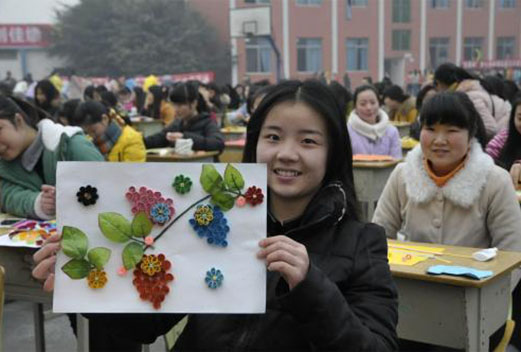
[348,109,390,140]
[37,119,83,151]
[403,140,494,208]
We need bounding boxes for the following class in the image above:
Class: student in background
[382,85,417,123]
[33,80,398,351]
[100,91,132,126]
[141,85,175,126]
[56,99,81,126]
[409,84,436,140]
[72,101,146,162]
[328,80,352,123]
[347,85,402,158]
[34,80,61,118]
[144,82,224,152]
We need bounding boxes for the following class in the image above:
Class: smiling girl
[33,80,398,351]
[347,85,402,159]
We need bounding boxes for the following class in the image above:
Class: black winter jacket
[90,183,398,351]
[144,113,224,152]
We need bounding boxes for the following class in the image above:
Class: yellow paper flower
[87,269,108,289]
[140,254,162,276]
[194,205,214,226]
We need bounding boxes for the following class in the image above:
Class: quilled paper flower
[87,269,108,289]
[189,205,230,247]
[140,254,162,276]
[194,205,214,226]
[117,266,128,276]
[205,268,223,289]
[172,175,192,194]
[144,236,155,246]
[76,185,99,206]
[133,253,174,309]
[244,186,264,206]
[126,186,174,225]
[235,196,246,207]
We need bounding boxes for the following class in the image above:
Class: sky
[0,0,80,24]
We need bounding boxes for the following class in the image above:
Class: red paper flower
[244,186,264,206]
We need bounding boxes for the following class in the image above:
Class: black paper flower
[76,185,99,206]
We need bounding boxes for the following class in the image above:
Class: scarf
[95,121,122,158]
[348,109,390,141]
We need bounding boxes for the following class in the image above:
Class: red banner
[0,24,52,48]
[134,71,216,85]
[462,59,521,69]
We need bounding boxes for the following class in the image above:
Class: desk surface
[389,239,521,288]
[391,121,412,127]
[146,149,219,162]
[353,159,401,168]
[221,127,246,134]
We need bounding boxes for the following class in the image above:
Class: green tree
[51,0,230,81]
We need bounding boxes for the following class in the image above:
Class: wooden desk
[146,149,219,162]
[131,117,164,138]
[389,239,521,351]
[219,139,245,163]
[391,121,412,138]
[220,127,246,142]
[353,159,399,221]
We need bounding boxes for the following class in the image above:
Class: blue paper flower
[189,205,229,247]
[150,203,171,225]
[205,267,224,289]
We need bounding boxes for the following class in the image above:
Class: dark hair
[243,80,359,220]
[72,101,108,126]
[246,84,273,115]
[118,86,131,96]
[328,81,351,123]
[0,95,48,129]
[483,75,506,99]
[420,91,487,148]
[95,85,108,94]
[34,80,59,111]
[58,99,81,123]
[434,63,475,86]
[133,87,146,112]
[503,80,520,104]
[100,91,118,108]
[415,84,436,110]
[383,85,409,103]
[170,81,208,114]
[497,98,521,170]
[353,85,380,106]
[145,85,168,119]
[84,85,95,100]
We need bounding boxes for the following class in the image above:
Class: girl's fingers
[259,235,300,249]
[33,242,61,264]
[43,273,55,293]
[32,255,57,282]
[257,240,299,259]
[265,249,300,267]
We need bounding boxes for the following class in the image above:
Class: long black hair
[170,81,209,114]
[420,91,488,148]
[0,95,49,129]
[434,63,494,94]
[497,98,521,170]
[243,80,359,221]
[144,85,167,120]
[72,101,109,126]
[34,80,59,113]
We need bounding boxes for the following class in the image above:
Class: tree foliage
[51,0,230,79]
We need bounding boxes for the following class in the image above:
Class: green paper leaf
[61,226,88,259]
[211,192,235,211]
[122,242,144,270]
[87,247,111,270]
[61,258,91,279]
[200,164,224,195]
[98,212,132,243]
[131,211,153,237]
[224,164,245,192]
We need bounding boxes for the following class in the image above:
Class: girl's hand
[40,185,56,216]
[511,163,521,190]
[32,233,61,292]
[257,235,309,290]
[166,132,183,142]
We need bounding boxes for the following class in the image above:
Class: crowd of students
[0,63,519,351]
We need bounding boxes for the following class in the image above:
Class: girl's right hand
[32,233,61,292]
[510,163,521,190]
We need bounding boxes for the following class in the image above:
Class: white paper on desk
[53,162,267,314]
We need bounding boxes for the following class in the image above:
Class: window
[346,38,369,71]
[392,30,411,51]
[429,37,450,69]
[463,37,483,61]
[393,0,411,23]
[497,37,516,59]
[465,0,483,8]
[430,0,450,8]
[297,38,323,72]
[296,0,322,5]
[246,37,271,73]
[499,0,516,8]
[351,0,368,5]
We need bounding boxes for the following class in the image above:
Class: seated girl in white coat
[373,91,521,252]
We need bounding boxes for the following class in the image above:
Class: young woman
[144,82,224,152]
[33,80,398,351]
[382,85,417,123]
[72,101,146,162]
[347,85,402,158]
[34,79,61,118]
[141,85,175,126]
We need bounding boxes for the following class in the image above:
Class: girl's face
[82,115,109,140]
[0,114,35,161]
[256,101,328,208]
[35,88,46,105]
[420,122,470,176]
[355,90,379,124]
[514,105,521,135]
[384,97,400,111]
[173,101,197,120]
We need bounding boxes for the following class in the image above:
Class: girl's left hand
[257,236,309,290]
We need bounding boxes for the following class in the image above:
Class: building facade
[189,0,521,87]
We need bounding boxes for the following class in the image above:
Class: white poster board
[53,162,267,314]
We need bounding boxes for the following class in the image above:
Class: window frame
[496,37,516,60]
[297,37,323,73]
[392,0,411,23]
[245,37,272,74]
[429,37,450,69]
[392,30,411,51]
[346,37,369,72]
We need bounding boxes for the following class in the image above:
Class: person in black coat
[32,80,398,351]
[144,82,225,152]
